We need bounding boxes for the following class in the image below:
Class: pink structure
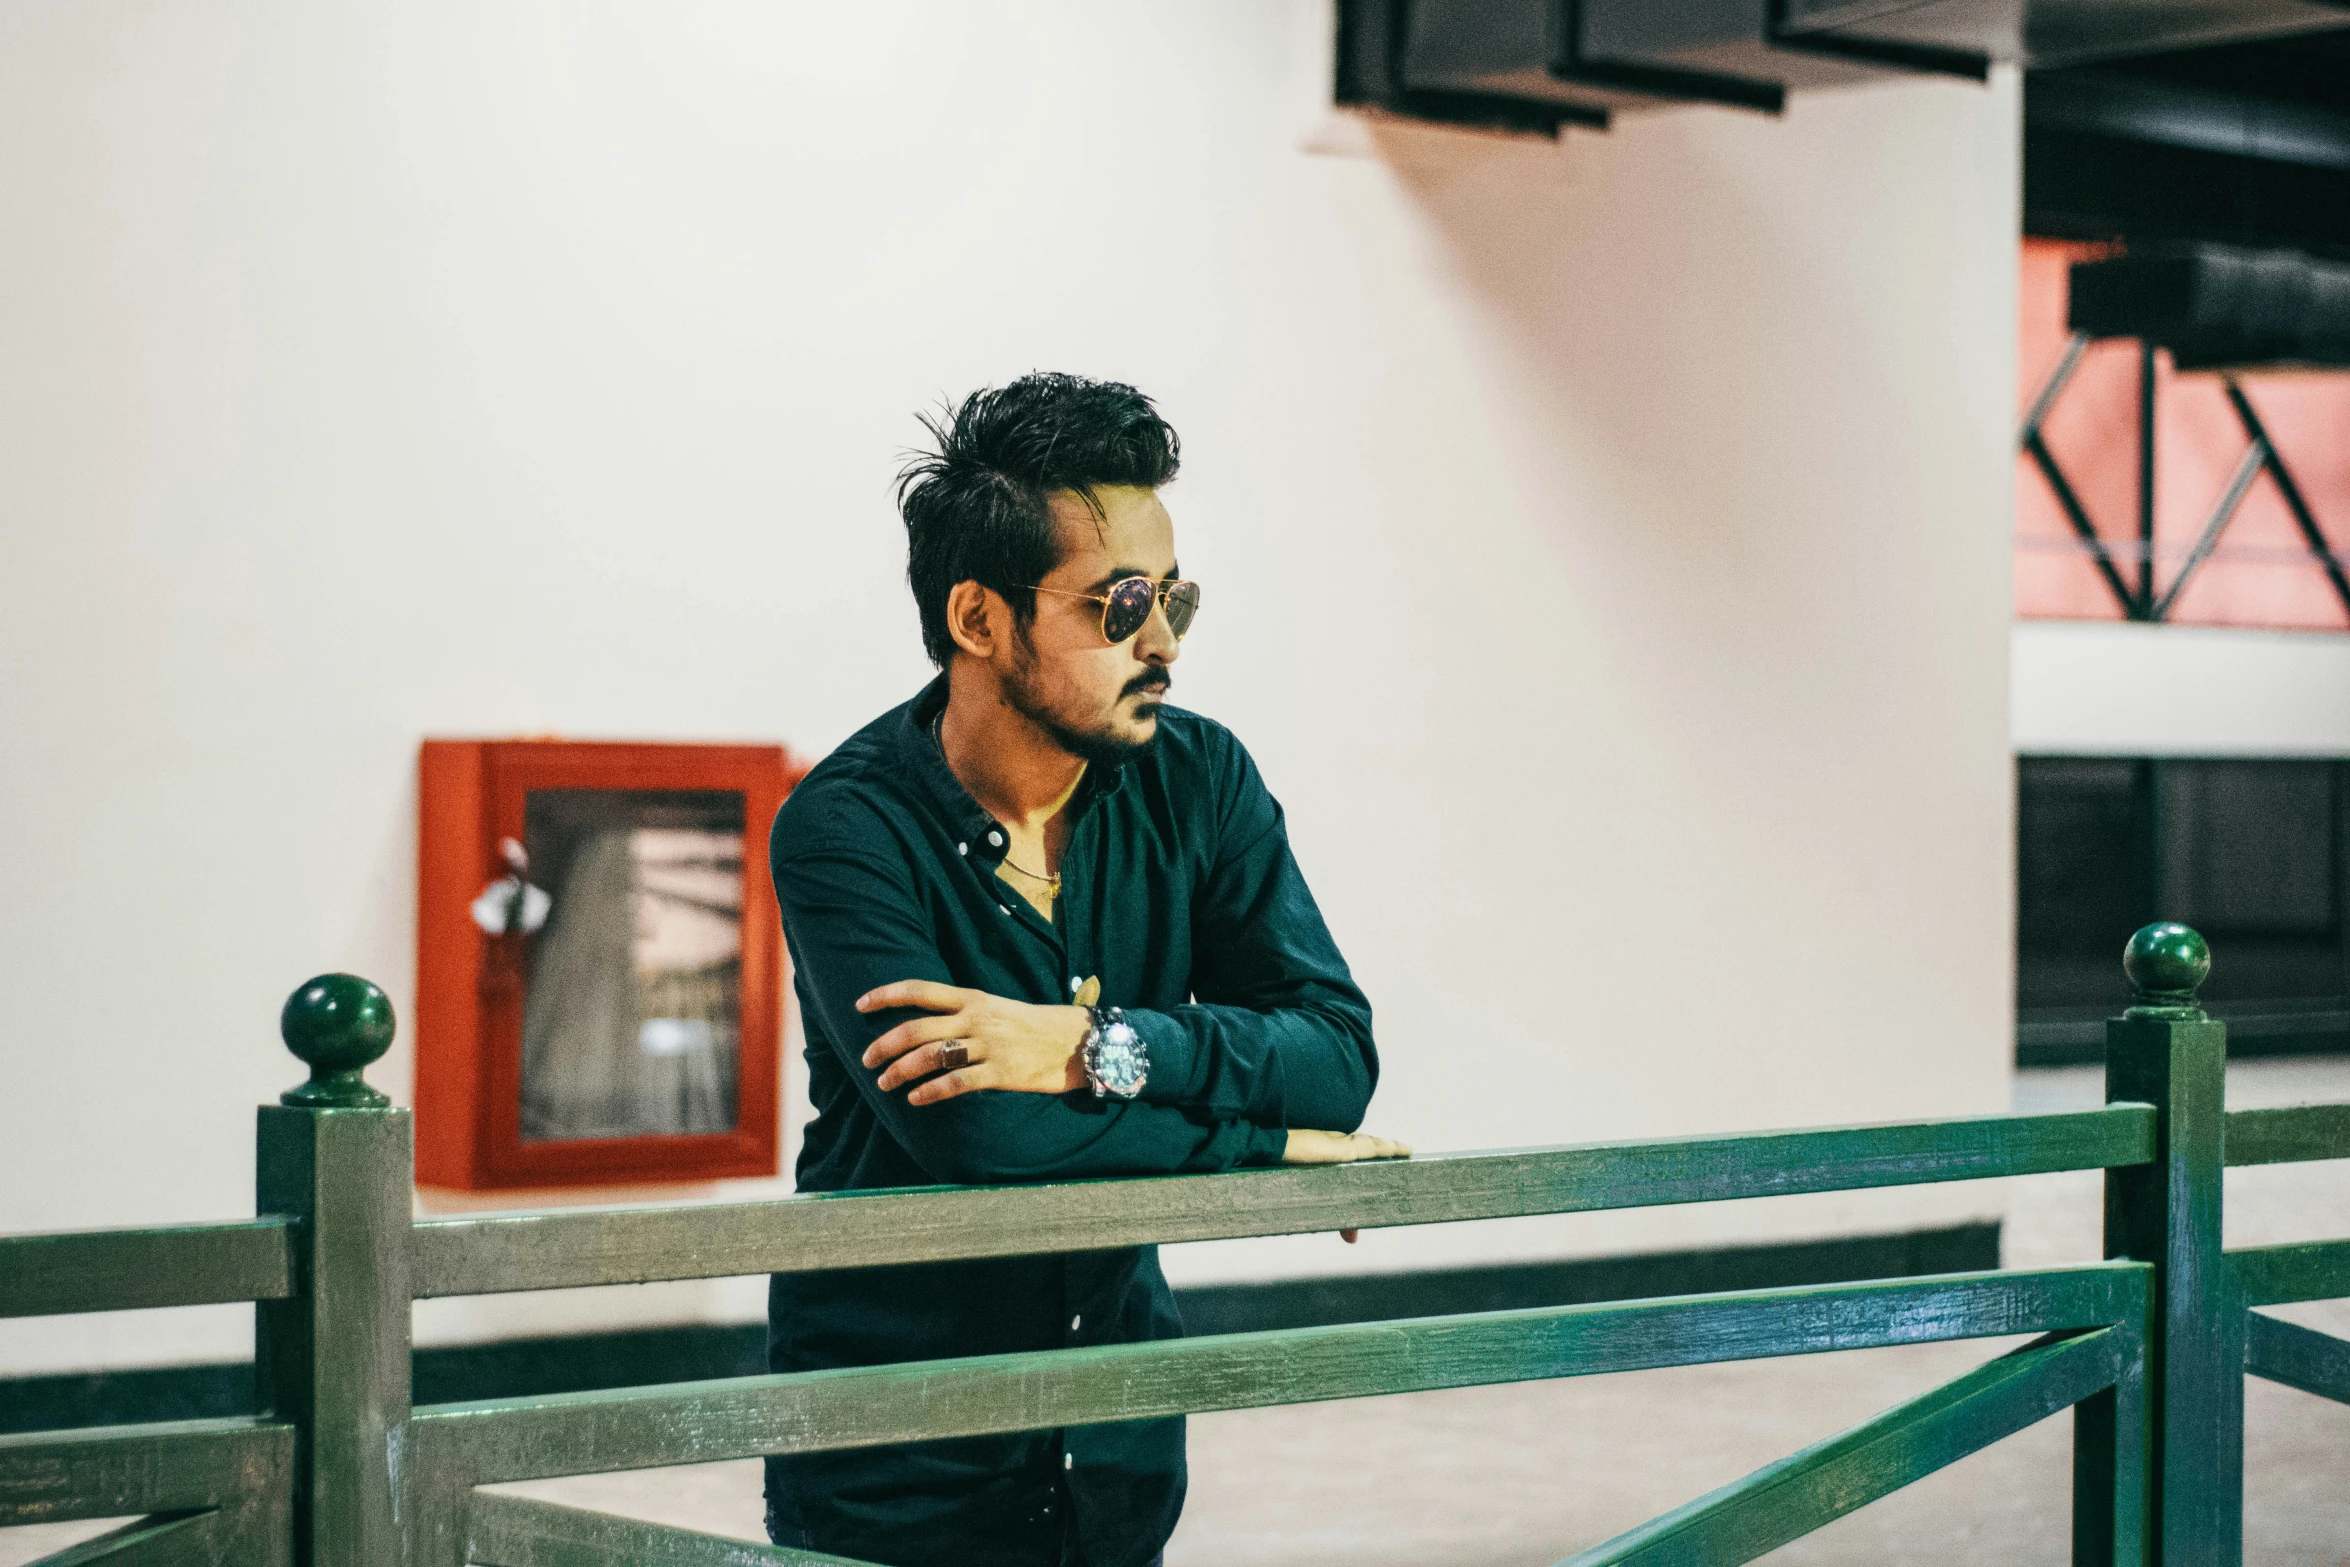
[2017,238,2350,632]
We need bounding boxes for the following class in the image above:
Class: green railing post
[2092,923,2238,1565]
[256,974,414,1567]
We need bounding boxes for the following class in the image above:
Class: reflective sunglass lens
[1102,577,1158,643]
[1164,581,1200,639]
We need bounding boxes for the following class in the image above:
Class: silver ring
[937,1041,970,1073]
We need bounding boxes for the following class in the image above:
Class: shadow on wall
[1245,81,2019,1112]
[1345,85,2013,723]
[1286,82,2012,851]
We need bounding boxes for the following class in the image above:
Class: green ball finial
[2123,923,2209,1017]
[279,974,395,1109]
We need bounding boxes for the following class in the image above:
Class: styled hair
[897,373,1181,667]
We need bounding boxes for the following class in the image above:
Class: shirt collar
[897,676,1129,866]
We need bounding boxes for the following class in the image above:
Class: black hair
[896,373,1181,667]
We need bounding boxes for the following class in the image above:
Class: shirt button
[1064,1452,1074,1471]
[957,842,968,856]
[988,829,1003,846]
[1070,1314,1082,1332]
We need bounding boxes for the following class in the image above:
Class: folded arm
[775,835,1287,1187]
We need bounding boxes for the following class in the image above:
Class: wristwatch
[1081,1005,1148,1099]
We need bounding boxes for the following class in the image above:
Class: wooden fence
[3,922,2345,1565]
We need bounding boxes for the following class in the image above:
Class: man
[765,373,1406,1567]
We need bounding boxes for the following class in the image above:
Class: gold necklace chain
[935,710,1061,894]
[996,856,1061,891]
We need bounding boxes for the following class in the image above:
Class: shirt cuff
[1246,1121,1289,1166]
[1126,1007,1201,1108]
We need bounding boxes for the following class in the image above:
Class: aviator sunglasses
[1023,576,1202,645]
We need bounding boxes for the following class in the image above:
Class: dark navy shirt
[765,678,1376,1567]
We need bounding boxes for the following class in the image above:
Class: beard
[1004,634,1170,767]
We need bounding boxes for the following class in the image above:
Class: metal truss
[2018,332,2350,625]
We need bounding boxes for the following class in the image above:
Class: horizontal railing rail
[2228,1238,2350,1308]
[0,1219,295,1320]
[411,1106,2157,1298]
[2222,1102,2350,1166]
[406,1264,2151,1487]
[0,1101,2177,1316]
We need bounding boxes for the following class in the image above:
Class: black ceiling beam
[1335,0,1599,135]
[2070,245,2350,371]
[2030,69,2350,173]
[1341,0,2350,146]
[2025,129,2350,258]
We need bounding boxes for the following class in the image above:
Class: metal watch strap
[1082,1004,1143,1098]
[1082,1004,1112,1097]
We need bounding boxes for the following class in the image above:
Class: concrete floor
[8,1061,2349,1565]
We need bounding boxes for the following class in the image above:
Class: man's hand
[1281,1131,1412,1244]
[1281,1130,1413,1165]
[857,981,1088,1105]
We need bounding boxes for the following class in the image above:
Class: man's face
[1001,484,1182,765]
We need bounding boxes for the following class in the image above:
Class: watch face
[1094,1020,1147,1095]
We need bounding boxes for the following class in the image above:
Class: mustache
[1122,671,1171,700]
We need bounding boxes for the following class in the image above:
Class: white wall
[2015,621,2350,756]
[0,1,2020,1372]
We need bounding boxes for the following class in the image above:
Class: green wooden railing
[3,923,2346,1566]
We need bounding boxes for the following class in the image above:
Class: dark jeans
[765,1497,1165,1567]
